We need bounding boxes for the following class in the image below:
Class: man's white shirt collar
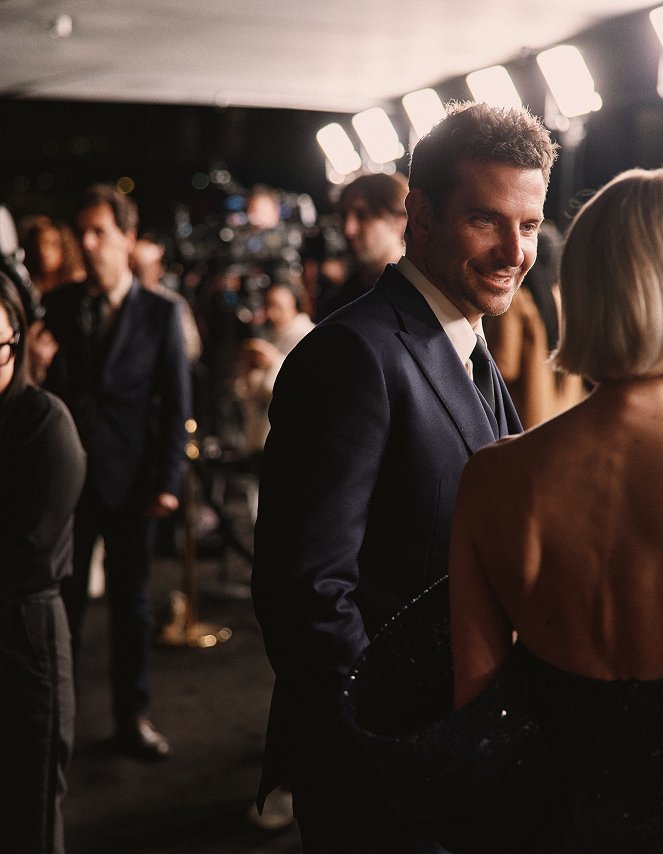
[89,269,133,310]
[396,256,485,374]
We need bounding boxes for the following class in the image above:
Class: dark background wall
[0,100,345,231]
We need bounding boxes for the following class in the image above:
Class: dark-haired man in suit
[39,184,191,760]
[318,171,408,318]
[252,102,557,852]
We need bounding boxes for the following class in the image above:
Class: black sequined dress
[342,577,663,854]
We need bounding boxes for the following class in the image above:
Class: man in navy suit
[40,184,191,760]
[252,102,557,851]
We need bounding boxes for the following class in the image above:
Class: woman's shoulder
[463,432,522,477]
[472,403,586,466]
[17,383,70,418]
[461,413,581,502]
[9,385,79,445]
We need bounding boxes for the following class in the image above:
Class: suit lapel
[398,328,500,450]
[377,264,526,448]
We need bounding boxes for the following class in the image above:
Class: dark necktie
[471,335,495,413]
[80,292,114,372]
[94,293,113,340]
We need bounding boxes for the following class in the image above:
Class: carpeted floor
[62,523,302,854]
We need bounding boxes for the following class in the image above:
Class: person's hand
[242,337,281,370]
[145,492,180,518]
[27,320,59,384]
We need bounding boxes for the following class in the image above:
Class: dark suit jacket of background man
[41,276,190,725]
[252,264,522,820]
[42,277,190,509]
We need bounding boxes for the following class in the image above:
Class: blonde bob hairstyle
[556,168,663,382]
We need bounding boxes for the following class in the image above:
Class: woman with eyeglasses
[0,272,85,853]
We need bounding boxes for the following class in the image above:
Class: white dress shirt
[397,256,486,380]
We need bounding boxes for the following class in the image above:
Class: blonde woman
[451,168,663,850]
[345,169,663,854]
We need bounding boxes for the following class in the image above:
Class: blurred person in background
[131,233,202,363]
[317,172,408,318]
[197,184,304,444]
[230,184,303,284]
[236,277,315,829]
[0,205,56,379]
[234,279,315,470]
[245,185,282,231]
[36,184,191,761]
[21,215,85,295]
[0,273,85,854]
[484,220,588,428]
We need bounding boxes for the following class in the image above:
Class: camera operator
[233,277,314,479]
[229,185,303,284]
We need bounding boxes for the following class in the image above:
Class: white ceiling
[0,0,657,112]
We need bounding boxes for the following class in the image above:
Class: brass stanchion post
[158,424,232,648]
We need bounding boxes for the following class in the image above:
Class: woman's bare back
[467,377,663,680]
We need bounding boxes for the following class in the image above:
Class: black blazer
[251,264,521,800]
[43,278,191,509]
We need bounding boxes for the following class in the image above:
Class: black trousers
[0,588,75,854]
[61,480,156,727]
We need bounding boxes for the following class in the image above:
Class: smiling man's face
[406,158,546,326]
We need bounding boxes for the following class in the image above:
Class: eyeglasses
[0,332,19,367]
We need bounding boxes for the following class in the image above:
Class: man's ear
[405,189,434,242]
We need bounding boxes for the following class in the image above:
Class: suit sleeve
[251,323,389,699]
[155,299,192,497]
